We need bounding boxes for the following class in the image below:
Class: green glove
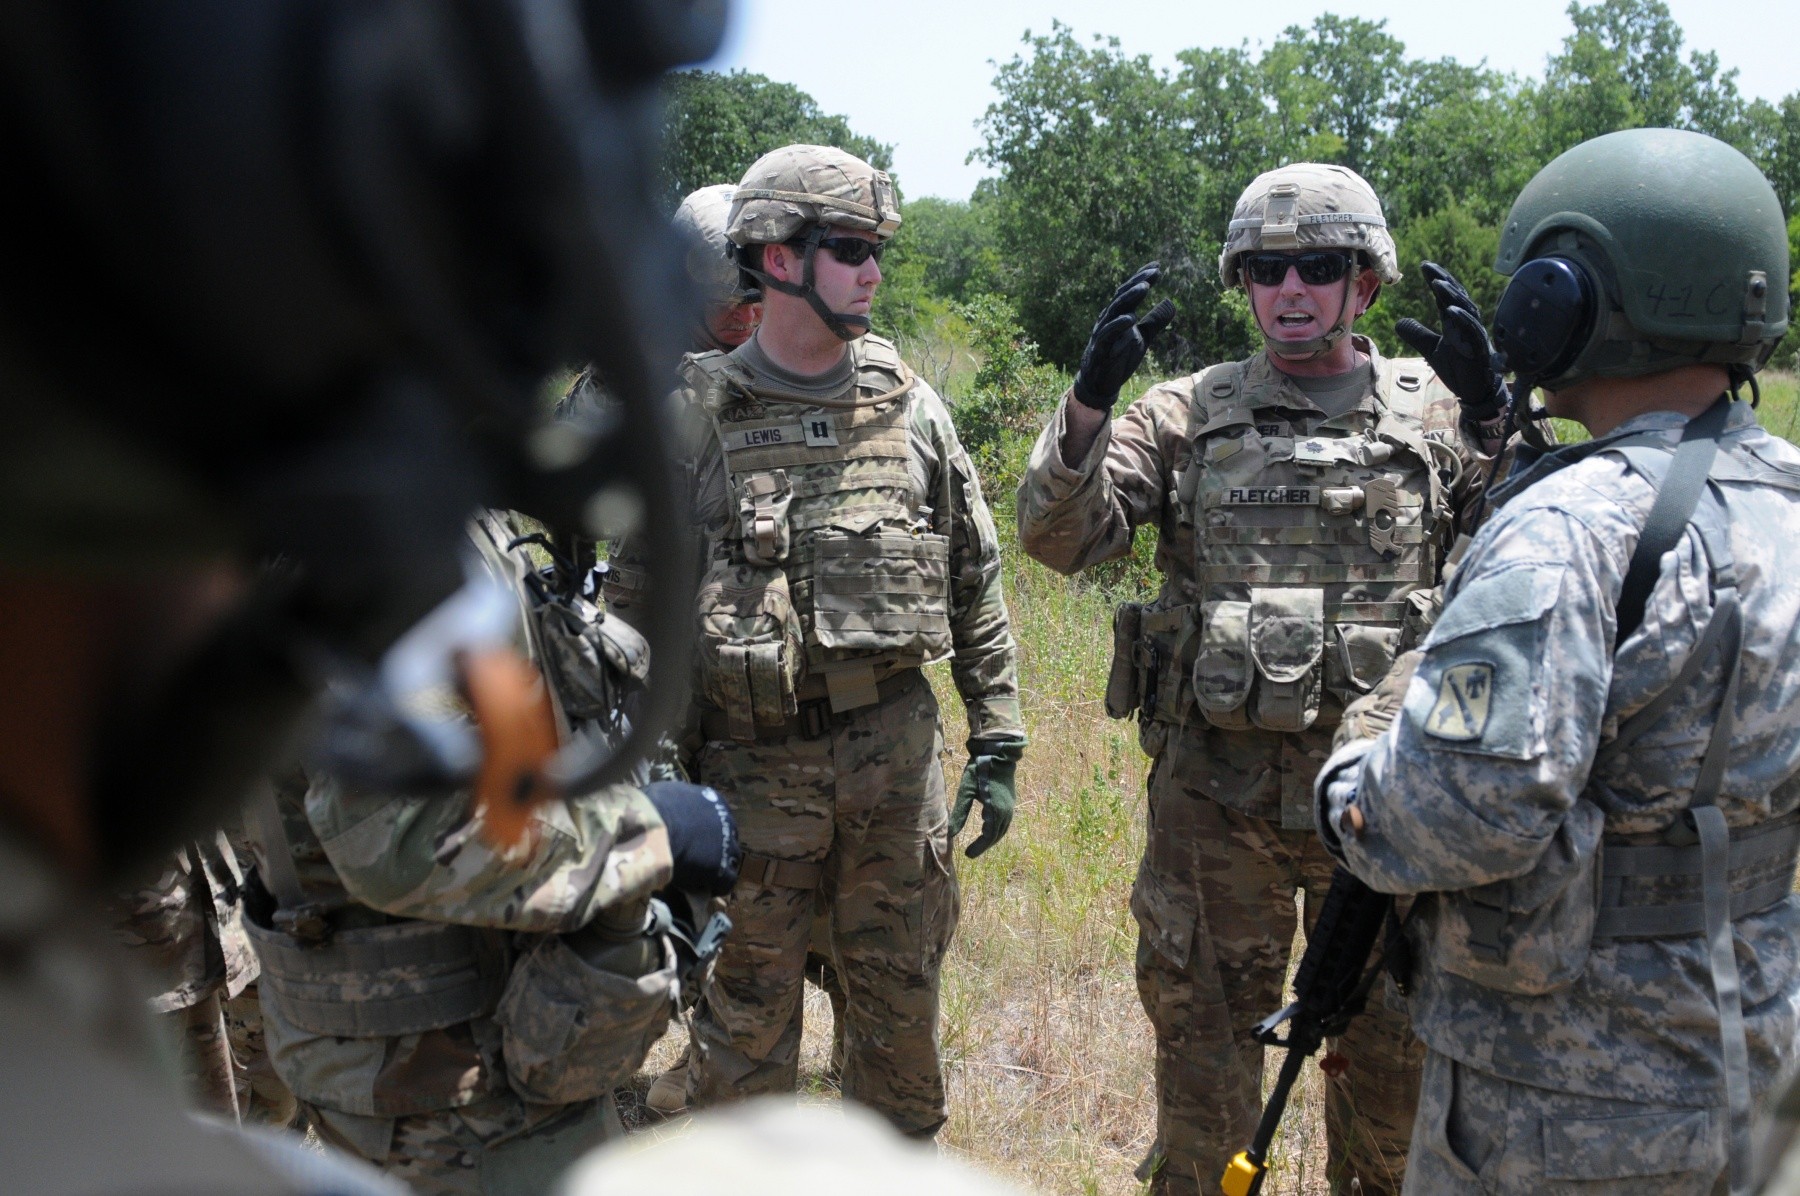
[950,737,1025,858]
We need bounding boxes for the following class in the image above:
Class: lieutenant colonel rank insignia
[1424,663,1494,741]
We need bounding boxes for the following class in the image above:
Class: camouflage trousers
[304,1090,621,1196]
[1132,760,1423,1196]
[688,670,958,1137]
[1406,1050,1729,1194]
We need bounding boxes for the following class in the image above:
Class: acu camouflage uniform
[664,331,1023,1137]
[1322,403,1800,1194]
[1018,338,1491,1194]
[245,511,678,1196]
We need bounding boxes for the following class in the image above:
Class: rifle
[1221,867,1396,1196]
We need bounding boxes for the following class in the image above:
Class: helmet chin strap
[1258,261,1362,362]
[738,227,869,342]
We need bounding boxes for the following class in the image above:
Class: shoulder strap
[1614,397,1731,647]
[247,778,305,911]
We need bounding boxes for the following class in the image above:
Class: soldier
[651,144,1026,1138]
[1017,164,1509,1194]
[560,183,764,424]
[243,509,741,1195]
[0,4,730,1191]
[1317,128,1797,1194]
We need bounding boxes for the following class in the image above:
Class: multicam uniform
[1019,340,1488,1193]
[245,511,679,1196]
[1322,404,1800,1192]
[112,833,262,1119]
[671,331,1022,1136]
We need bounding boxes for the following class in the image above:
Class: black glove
[1395,261,1509,424]
[642,781,742,896]
[1072,262,1177,412]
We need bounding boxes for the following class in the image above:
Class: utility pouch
[1431,798,1605,995]
[810,530,951,660]
[736,469,793,565]
[530,599,648,723]
[695,560,803,740]
[1105,603,1144,720]
[1249,586,1324,732]
[1193,600,1253,729]
[495,932,677,1106]
[1324,622,1403,708]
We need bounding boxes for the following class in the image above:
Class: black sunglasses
[814,236,886,266]
[1243,251,1353,287]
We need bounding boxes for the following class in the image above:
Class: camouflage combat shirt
[1017,338,1488,821]
[1324,401,1800,1106]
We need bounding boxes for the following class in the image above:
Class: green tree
[900,193,1001,304]
[659,70,894,207]
[975,24,1213,371]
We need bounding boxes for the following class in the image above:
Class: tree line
[661,0,1800,376]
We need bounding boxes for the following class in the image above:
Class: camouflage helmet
[727,144,901,247]
[1219,163,1401,287]
[1492,128,1790,389]
[728,144,901,341]
[674,184,759,305]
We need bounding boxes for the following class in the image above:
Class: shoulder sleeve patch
[1406,562,1565,760]
[1423,662,1494,741]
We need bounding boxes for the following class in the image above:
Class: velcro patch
[1424,663,1494,741]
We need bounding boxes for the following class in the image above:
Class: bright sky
[702,0,1799,201]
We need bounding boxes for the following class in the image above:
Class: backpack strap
[1614,396,1731,646]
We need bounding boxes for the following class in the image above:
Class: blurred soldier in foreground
[244,510,740,1194]
[1017,164,1508,1194]
[641,144,1026,1138]
[0,1,723,1191]
[1318,128,1797,1194]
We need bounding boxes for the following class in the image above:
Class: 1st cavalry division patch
[1424,663,1494,741]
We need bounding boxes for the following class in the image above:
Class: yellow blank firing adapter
[1221,1151,1265,1196]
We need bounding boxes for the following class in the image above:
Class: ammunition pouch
[247,913,508,1038]
[695,559,804,741]
[496,926,677,1106]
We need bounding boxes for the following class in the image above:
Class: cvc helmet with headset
[1491,128,1789,398]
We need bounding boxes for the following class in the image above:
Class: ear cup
[1492,256,1599,384]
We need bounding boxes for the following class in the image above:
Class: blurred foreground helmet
[0,0,727,876]
[676,184,760,306]
[1219,162,1399,359]
[1491,127,1790,392]
[727,143,900,340]
[553,1099,1034,1196]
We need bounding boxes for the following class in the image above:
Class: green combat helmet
[675,184,761,307]
[1492,127,1790,392]
[727,144,901,340]
[1219,162,1402,361]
